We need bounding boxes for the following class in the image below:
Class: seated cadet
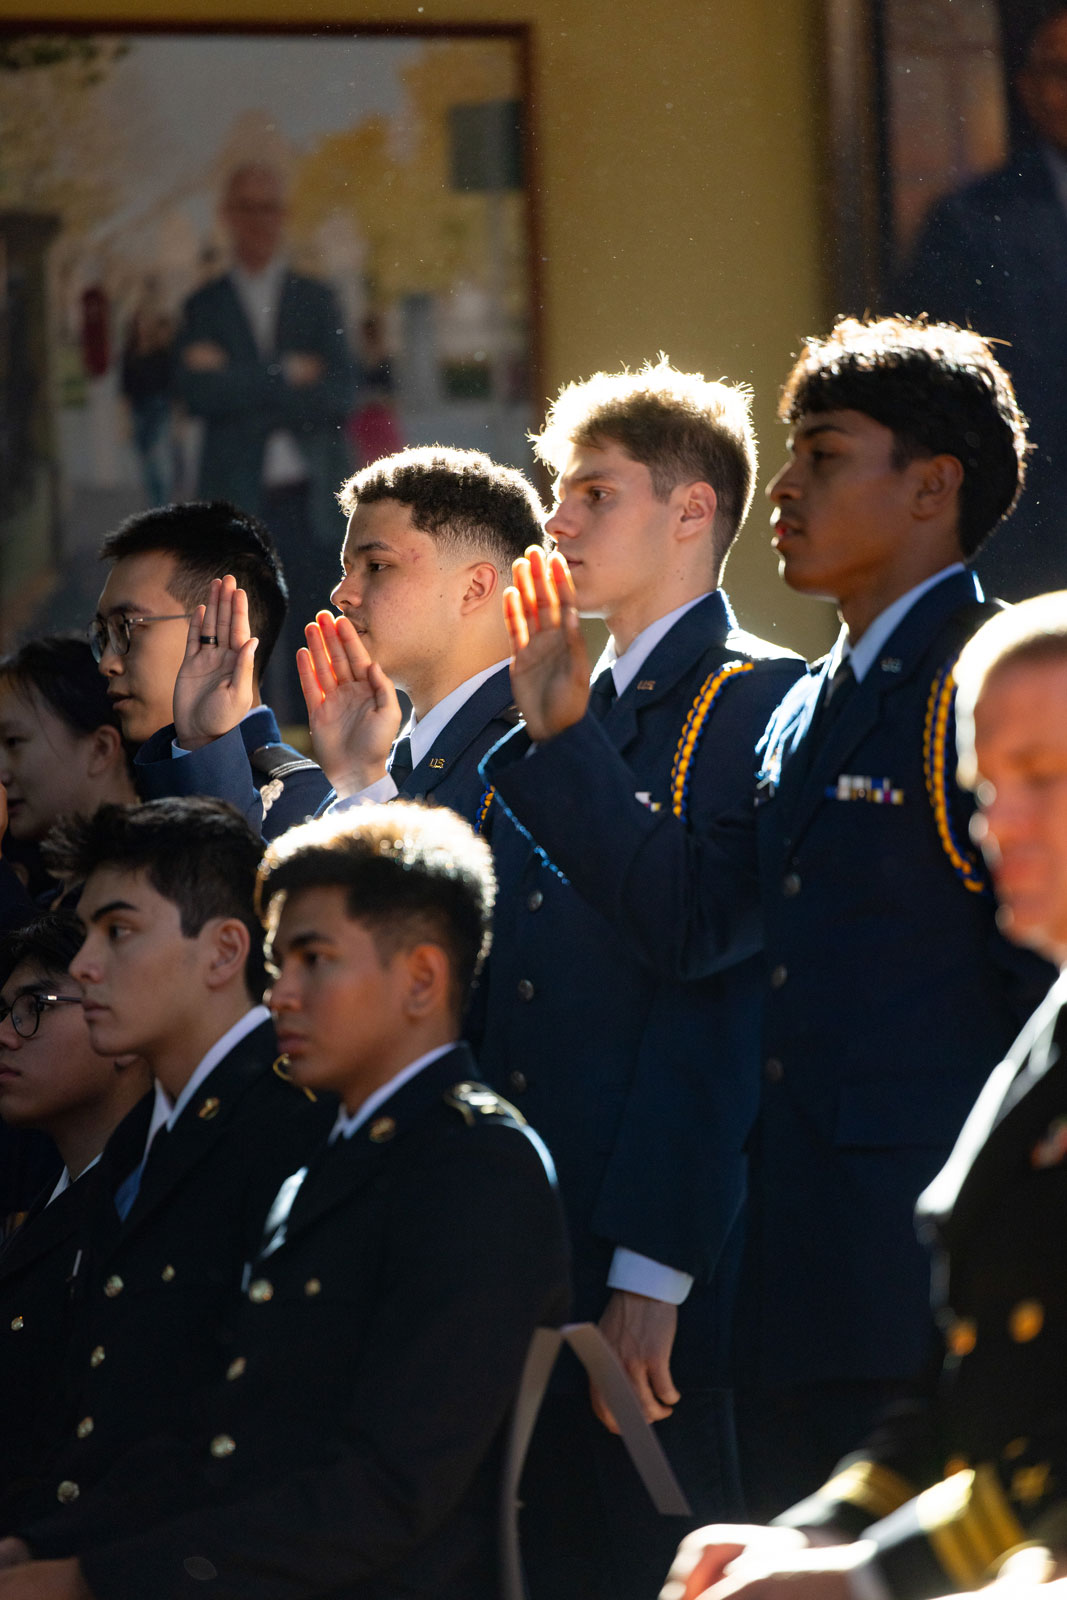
[0,801,569,1600]
[498,320,1055,1516]
[661,591,1067,1600]
[0,796,331,1531]
[296,444,544,825]
[88,501,330,839]
[0,912,150,1524]
[476,360,804,1600]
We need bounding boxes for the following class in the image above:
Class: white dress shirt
[328,1043,458,1141]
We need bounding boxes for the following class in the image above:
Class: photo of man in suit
[176,161,356,711]
[662,589,1067,1600]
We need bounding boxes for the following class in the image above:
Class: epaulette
[444,1080,527,1129]
[250,743,319,783]
[498,700,523,729]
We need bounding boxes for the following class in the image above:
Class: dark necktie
[807,658,857,751]
[114,1124,170,1222]
[588,667,618,720]
[389,735,414,788]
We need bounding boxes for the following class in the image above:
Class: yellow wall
[23,0,835,657]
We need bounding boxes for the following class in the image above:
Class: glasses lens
[88,619,107,663]
[11,995,43,1039]
[88,616,129,661]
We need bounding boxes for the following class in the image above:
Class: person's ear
[672,480,718,542]
[459,562,501,614]
[203,918,251,991]
[86,723,125,777]
[910,452,965,522]
[402,941,451,1018]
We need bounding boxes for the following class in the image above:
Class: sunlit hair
[955,590,1067,789]
[779,315,1029,558]
[44,797,266,1001]
[257,801,495,1018]
[532,355,758,565]
[337,446,544,572]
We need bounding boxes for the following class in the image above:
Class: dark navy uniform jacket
[780,971,1067,1597]
[476,592,803,1386]
[136,704,330,843]
[25,1046,569,1600]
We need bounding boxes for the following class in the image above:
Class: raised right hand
[660,1526,811,1600]
[298,612,402,797]
[504,546,591,742]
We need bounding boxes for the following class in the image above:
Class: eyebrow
[793,422,850,444]
[560,469,625,488]
[347,539,400,558]
[87,899,139,924]
[280,930,329,952]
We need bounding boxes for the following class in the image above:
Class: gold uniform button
[103,1275,124,1298]
[369,1117,395,1143]
[161,1264,176,1283]
[89,1345,106,1368]
[226,1357,247,1381]
[10,1315,23,1332]
[304,1277,322,1297]
[76,1417,94,1440]
[946,1318,977,1357]
[210,1434,236,1458]
[944,1456,970,1477]
[248,1278,273,1304]
[56,1480,80,1504]
[1010,1300,1045,1343]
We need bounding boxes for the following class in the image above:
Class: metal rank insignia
[827,774,905,806]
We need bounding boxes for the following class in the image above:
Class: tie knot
[588,667,617,719]
[389,735,414,788]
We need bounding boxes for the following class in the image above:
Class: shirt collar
[404,660,509,768]
[160,1005,271,1132]
[842,565,965,682]
[593,593,717,697]
[328,1042,459,1142]
[48,1151,103,1206]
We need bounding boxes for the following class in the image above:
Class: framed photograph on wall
[0,23,540,644]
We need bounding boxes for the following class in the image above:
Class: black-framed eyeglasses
[88,612,194,664]
[0,992,83,1040]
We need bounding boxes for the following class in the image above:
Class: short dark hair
[0,910,85,991]
[0,636,134,777]
[44,797,266,1000]
[256,801,495,1017]
[338,447,544,572]
[778,316,1029,558]
[533,356,759,565]
[99,502,288,673]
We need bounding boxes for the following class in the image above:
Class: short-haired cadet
[663,590,1067,1600]
[502,319,1055,1517]
[3,797,331,1537]
[0,912,150,1527]
[0,802,568,1600]
[299,444,544,826]
[90,501,330,840]
[475,359,804,1598]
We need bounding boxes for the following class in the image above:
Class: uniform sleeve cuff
[607,1248,694,1304]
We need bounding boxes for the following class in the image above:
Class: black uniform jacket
[29,1045,570,1600]
[780,970,1067,1597]
[18,1017,333,1524]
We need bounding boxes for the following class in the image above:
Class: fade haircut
[257,800,495,1018]
[955,591,1067,789]
[99,502,288,674]
[44,797,266,1000]
[778,316,1029,558]
[337,447,544,571]
[0,910,85,991]
[533,356,759,565]
[0,636,134,777]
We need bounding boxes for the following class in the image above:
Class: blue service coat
[476,592,803,1386]
[136,704,331,843]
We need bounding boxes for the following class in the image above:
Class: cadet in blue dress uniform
[0,802,568,1600]
[479,360,805,1599]
[662,592,1067,1600]
[89,502,330,841]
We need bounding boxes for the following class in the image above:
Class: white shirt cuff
[607,1248,694,1304]
[326,775,398,811]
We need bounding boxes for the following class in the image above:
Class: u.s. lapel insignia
[429,757,446,770]
[198,1096,221,1121]
[1031,1115,1067,1170]
[880,657,903,673]
[637,680,656,691]
[369,1116,396,1143]
[259,778,284,814]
